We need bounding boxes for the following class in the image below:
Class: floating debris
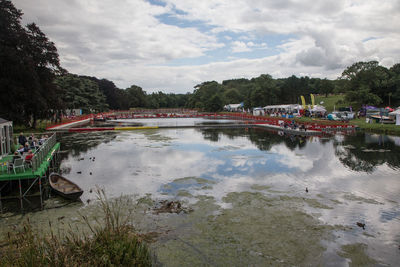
[153,200,191,214]
[89,172,92,175]
[77,171,82,174]
[306,187,309,193]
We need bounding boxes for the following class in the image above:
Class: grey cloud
[11,0,400,92]
[296,47,326,67]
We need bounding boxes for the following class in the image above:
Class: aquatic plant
[0,189,152,266]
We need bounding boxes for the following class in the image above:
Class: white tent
[224,103,243,111]
[311,105,327,113]
[389,109,400,125]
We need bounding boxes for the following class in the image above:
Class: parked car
[327,111,354,121]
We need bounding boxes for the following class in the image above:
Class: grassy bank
[0,189,152,266]
[349,118,400,135]
[315,94,347,113]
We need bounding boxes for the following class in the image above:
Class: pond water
[1,122,400,266]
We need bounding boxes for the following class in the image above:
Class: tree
[125,85,147,108]
[82,76,126,110]
[388,63,400,107]
[223,88,242,104]
[206,94,223,112]
[0,0,64,127]
[55,74,108,113]
[341,61,390,108]
[319,78,334,97]
[187,81,222,110]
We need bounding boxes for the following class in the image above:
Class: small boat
[49,173,83,200]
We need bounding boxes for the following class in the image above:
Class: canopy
[389,109,400,115]
[263,104,302,110]
[224,103,243,110]
[311,105,326,112]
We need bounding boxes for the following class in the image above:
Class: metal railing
[31,133,57,172]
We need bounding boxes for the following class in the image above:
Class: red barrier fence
[47,111,357,132]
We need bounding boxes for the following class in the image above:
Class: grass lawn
[349,118,400,135]
[315,94,348,113]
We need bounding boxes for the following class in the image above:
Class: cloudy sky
[13,0,400,93]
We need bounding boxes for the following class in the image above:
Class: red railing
[46,111,357,132]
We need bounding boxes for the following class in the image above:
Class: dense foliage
[1,0,400,128]
[55,74,108,113]
[0,0,64,127]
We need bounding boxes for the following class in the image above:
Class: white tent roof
[228,103,243,109]
[389,109,400,115]
[311,105,327,112]
[263,104,303,110]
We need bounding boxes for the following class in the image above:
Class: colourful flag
[300,95,306,109]
[310,94,315,109]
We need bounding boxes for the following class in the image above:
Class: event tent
[389,109,400,125]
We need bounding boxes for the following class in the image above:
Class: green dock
[0,143,60,181]
[0,133,60,212]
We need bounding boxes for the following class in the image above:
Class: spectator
[30,138,39,150]
[23,142,30,153]
[25,150,34,165]
[18,132,27,146]
[17,145,25,153]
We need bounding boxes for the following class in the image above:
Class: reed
[0,189,152,266]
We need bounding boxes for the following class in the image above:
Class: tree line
[1,0,399,128]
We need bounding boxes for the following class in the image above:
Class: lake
[1,121,400,266]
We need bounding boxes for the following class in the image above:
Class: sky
[13,0,400,93]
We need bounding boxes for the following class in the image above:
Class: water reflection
[334,132,400,173]
[5,126,399,265]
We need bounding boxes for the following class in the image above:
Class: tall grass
[0,189,152,266]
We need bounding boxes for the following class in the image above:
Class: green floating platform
[0,143,60,181]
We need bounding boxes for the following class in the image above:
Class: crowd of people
[8,132,49,171]
[279,120,308,131]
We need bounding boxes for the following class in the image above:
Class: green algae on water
[250,184,272,191]
[176,190,193,197]
[343,193,383,205]
[172,177,216,185]
[154,192,335,266]
[338,243,377,267]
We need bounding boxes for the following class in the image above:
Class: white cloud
[12,0,400,93]
[231,41,252,53]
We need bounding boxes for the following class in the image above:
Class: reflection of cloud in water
[270,144,313,172]
[58,128,400,265]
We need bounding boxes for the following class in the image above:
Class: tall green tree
[125,85,147,108]
[341,61,389,108]
[206,94,223,112]
[319,78,334,97]
[388,63,400,107]
[55,74,108,113]
[0,0,64,127]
